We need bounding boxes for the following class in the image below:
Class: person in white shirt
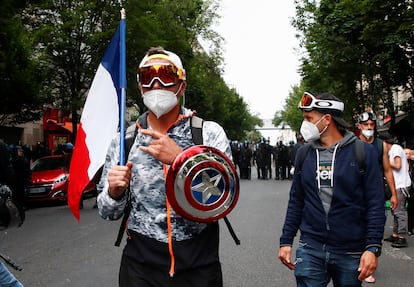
[381,132,412,248]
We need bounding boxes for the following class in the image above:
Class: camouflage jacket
[97,107,232,243]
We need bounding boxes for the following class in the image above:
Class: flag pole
[119,8,127,165]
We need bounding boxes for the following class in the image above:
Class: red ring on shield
[183,161,230,211]
[166,145,239,222]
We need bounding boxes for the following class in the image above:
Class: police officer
[239,140,252,179]
[255,137,271,179]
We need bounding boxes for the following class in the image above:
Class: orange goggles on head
[298,92,344,112]
[137,63,185,88]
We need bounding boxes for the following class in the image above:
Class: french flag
[68,18,126,221]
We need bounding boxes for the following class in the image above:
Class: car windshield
[31,156,70,171]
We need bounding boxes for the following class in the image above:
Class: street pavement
[1,168,413,286]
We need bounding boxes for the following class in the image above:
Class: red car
[26,155,96,203]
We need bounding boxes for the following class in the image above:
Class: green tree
[124,0,255,140]
[23,0,121,139]
[0,0,43,124]
[292,0,414,127]
[185,51,259,140]
[123,0,223,112]
[245,130,262,143]
[10,0,258,142]
[275,83,305,134]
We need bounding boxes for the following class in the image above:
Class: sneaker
[364,275,376,283]
[391,237,408,248]
[384,235,398,242]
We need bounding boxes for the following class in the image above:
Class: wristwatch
[366,246,381,257]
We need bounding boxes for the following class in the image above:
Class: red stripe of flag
[68,23,123,221]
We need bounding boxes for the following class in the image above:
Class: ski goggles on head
[298,92,344,112]
[137,63,185,88]
[358,112,377,122]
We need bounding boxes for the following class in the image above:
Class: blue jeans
[0,262,24,287]
[294,242,361,287]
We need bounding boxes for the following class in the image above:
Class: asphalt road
[1,169,413,286]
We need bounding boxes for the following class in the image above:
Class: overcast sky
[214,0,302,120]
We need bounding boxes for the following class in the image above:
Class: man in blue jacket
[278,92,386,287]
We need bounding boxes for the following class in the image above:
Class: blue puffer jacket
[280,132,386,254]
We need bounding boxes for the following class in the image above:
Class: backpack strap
[295,143,312,176]
[354,139,366,175]
[124,124,138,162]
[190,115,240,245]
[190,115,203,145]
[376,138,384,157]
[115,123,138,247]
[137,111,149,129]
[223,216,241,245]
[375,138,384,171]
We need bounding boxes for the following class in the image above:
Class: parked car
[26,155,96,203]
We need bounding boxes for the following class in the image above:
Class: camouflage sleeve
[202,121,233,161]
[96,135,127,221]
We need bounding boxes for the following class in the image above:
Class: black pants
[258,166,267,179]
[119,255,223,287]
[276,164,287,180]
[240,166,251,179]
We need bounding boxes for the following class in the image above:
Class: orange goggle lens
[300,92,314,108]
[298,92,344,112]
[138,64,184,88]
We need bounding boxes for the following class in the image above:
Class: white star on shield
[192,171,223,203]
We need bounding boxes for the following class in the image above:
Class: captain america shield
[166,145,240,222]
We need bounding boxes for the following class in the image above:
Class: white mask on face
[300,116,327,142]
[143,88,180,118]
[361,129,374,139]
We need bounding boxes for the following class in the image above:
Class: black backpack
[115,114,240,246]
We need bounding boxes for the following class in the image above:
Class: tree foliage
[22,0,121,138]
[275,83,306,134]
[124,0,256,140]
[290,0,414,128]
[0,0,44,125]
[0,0,257,141]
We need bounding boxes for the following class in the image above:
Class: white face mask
[361,129,374,139]
[143,88,179,118]
[300,116,327,142]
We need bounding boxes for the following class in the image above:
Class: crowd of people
[0,141,33,211]
[229,92,414,286]
[0,140,76,209]
[230,137,304,181]
[2,46,414,287]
